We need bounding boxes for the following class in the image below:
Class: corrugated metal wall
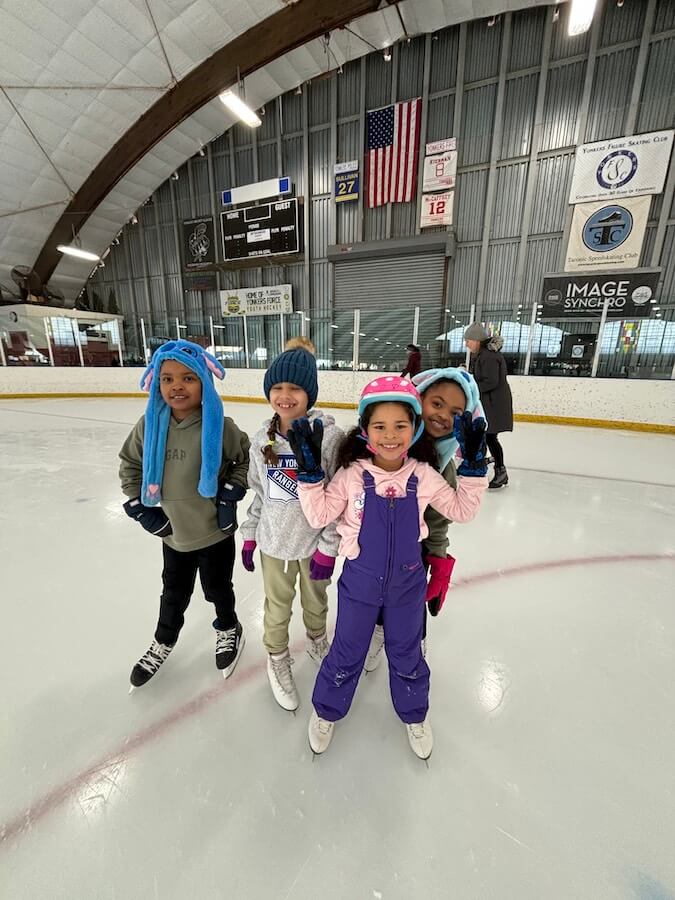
[89,0,675,363]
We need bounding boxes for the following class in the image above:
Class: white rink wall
[0,366,674,428]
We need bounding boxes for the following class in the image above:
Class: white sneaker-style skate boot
[130,639,174,688]
[306,632,330,665]
[308,709,335,754]
[267,651,300,711]
[406,718,433,760]
[364,624,385,672]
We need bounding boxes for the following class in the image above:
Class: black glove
[453,412,488,477]
[287,417,325,484]
[216,482,247,536]
[123,498,172,537]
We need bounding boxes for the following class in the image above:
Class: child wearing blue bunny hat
[363,367,485,671]
[119,340,250,689]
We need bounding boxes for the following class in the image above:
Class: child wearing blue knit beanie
[240,338,344,712]
[119,340,250,689]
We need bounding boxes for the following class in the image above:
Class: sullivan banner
[540,270,660,320]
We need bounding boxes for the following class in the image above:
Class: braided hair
[262,412,281,465]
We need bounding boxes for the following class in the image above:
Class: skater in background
[119,340,250,688]
[401,343,422,378]
[289,377,488,759]
[363,367,485,672]
[464,323,513,489]
[240,339,343,712]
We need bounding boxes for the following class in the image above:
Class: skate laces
[408,722,426,740]
[271,655,295,693]
[317,717,333,735]
[138,641,171,674]
[311,634,329,655]
[216,625,238,653]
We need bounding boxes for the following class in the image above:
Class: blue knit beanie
[263,348,318,408]
[139,339,225,505]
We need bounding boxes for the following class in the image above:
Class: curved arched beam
[34,0,381,283]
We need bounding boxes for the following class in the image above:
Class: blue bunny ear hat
[411,367,487,471]
[139,339,225,505]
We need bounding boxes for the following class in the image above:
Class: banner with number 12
[420,190,454,228]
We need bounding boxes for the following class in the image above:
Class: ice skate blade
[219,635,246,680]
[128,685,136,694]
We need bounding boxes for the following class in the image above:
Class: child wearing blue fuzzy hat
[363,366,485,671]
[119,339,250,689]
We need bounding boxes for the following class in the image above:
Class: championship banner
[182,217,216,271]
[568,130,674,204]
[220,284,293,317]
[540,270,660,320]
[423,149,457,191]
[564,196,650,272]
[334,161,359,203]
[420,191,454,228]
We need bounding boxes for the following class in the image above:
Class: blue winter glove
[216,482,247,536]
[453,412,488,477]
[288,417,325,484]
[123,497,173,537]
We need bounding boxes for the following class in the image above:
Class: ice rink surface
[1,397,674,900]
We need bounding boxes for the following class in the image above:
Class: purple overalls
[312,469,430,724]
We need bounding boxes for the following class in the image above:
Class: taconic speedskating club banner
[565,196,650,272]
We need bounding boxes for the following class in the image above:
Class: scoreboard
[221,198,301,261]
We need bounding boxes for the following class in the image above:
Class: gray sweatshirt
[240,411,343,561]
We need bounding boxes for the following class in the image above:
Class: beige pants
[260,552,330,655]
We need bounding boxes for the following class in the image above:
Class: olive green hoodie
[119,411,250,552]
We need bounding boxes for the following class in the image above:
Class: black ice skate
[215,621,245,679]
[489,466,509,489]
[130,639,174,689]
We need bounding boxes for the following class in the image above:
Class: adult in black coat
[464,323,513,489]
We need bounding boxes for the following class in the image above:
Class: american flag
[366,98,422,208]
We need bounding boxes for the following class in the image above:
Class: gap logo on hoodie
[266,454,299,503]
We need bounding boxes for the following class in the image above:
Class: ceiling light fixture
[568,0,597,36]
[57,226,100,262]
[219,89,262,127]
[383,47,392,62]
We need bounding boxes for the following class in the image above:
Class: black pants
[155,537,237,646]
[486,433,505,469]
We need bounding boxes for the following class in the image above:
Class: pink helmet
[358,376,423,418]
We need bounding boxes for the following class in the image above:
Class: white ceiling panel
[1,0,549,296]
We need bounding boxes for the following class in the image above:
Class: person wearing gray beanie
[464,323,513,489]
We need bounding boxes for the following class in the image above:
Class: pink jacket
[298,458,487,560]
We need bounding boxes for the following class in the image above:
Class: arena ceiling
[0,0,550,299]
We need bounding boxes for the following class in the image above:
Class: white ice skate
[308,710,335,754]
[306,632,330,665]
[267,652,300,711]
[364,624,385,672]
[406,718,433,760]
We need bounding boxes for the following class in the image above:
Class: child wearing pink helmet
[288,376,488,760]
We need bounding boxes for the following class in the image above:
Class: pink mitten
[242,540,257,573]
[425,555,456,615]
[309,549,335,581]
